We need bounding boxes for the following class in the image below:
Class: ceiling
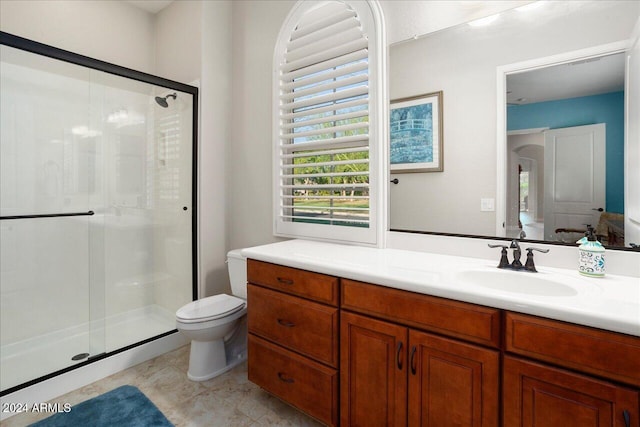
[507,53,626,105]
[126,0,173,14]
[380,0,532,45]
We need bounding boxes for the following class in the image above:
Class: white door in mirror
[543,124,606,241]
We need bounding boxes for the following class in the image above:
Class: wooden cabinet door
[408,330,499,427]
[504,356,640,427]
[341,311,408,427]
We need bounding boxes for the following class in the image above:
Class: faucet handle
[488,243,509,249]
[523,247,549,272]
[488,244,510,268]
[525,247,549,254]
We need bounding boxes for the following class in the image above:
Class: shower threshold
[0,305,175,393]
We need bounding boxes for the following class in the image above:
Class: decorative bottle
[576,226,605,277]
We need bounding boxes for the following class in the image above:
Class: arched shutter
[273,0,384,245]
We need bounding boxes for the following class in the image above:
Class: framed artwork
[390,91,443,173]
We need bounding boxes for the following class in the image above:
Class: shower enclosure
[0,32,197,394]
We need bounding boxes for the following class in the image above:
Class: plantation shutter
[274,1,381,245]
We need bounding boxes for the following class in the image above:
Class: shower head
[155,93,177,108]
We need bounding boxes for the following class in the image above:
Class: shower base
[0,305,175,392]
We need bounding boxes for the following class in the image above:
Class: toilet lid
[176,294,245,323]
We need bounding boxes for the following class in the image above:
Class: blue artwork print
[390,103,433,164]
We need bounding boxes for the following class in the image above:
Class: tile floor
[1,345,324,427]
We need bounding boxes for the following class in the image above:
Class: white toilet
[176,249,248,381]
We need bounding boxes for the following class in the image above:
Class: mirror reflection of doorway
[507,130,545,240]
[518,160,544,240]
[519,165,527,213]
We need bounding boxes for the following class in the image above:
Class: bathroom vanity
[244,240,640,427]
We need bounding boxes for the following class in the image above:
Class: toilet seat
[176,294,246,324]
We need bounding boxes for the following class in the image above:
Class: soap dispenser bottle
[577,226,605,277]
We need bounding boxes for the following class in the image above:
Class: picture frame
[390,91,443,173]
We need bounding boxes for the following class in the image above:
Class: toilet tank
[227,249,247,299]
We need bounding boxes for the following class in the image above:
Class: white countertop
[242,239,640,337]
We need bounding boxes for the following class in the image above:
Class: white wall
[228,0,295,250]
[198,1,234,297]
[389,1,639,236]
[0,0,155,74]
[155,0,202,84]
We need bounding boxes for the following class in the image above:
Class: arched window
[273,0,386,246]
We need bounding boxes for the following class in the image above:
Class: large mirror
[388,1,640,249]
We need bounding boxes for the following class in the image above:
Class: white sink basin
[455,269,582,297]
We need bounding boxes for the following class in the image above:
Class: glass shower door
[0,44,106,391]
[1,34,195,393]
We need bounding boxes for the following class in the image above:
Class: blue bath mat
[29,385,174,427]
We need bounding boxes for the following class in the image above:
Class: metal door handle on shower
[0,211,95,220]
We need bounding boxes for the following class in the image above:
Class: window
[273,0,385,246]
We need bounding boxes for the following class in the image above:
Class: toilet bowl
[176,249,248,381]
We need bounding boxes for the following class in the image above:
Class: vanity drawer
[505,312,640,387]
[341,279,501,348]
[248,334,338,427]
[248,284,339,367]
[247,259,339,306]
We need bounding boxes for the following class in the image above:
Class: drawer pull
[277,318,296,328]
[623,410,630,427]
[277,277,294,285]
[396,341,404,370]
[410,345,417,375]
[277,372,295,384]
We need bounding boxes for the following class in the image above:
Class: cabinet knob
[276,277,294,285]
[396,341,404,370]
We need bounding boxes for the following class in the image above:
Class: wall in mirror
[388,1,640,249]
